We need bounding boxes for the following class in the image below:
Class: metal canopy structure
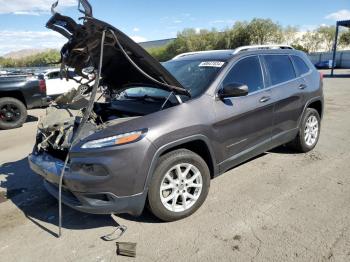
[331,20,350,76]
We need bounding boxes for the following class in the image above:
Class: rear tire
[148,149,210,222]
[288,108,321,153]
[0,97,27,130]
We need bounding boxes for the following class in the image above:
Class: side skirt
[217,128,298,176]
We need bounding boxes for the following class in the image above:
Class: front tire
[288,108,321,152]
[0,97,27,130]
[148,149,210,222]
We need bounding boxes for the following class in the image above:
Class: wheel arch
[143,135,218,192]
[0,91,27,108]
[307,100,323,119]
[298,97,323,127]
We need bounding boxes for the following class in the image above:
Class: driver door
[212,55,274,171]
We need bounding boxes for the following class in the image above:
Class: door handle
[299,84,307,90]
[259,96,271,103]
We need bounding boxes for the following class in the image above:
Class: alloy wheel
[160,163,203,212]
[304,115,319,147]
[0,104,21,123]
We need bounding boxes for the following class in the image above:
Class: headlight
[81,130,145,149]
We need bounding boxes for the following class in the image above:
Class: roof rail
[232,45,294,54]
[172,50,234,60]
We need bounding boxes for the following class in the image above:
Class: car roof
[171,50,236,62]
[170,45,302,62]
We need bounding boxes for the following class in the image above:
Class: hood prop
[57,29,106,238]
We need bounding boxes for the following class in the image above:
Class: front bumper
[28,153,146,215]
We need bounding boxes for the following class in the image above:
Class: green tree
[339,29,350,47]
[291,43,309,53]
[301,31,322,53]
[316,25,336,51]
[0,49,60,68]
[283,26,298,45]
[217,22,251,49]
[247,18,283,44]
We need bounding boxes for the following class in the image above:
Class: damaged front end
[28,0,190,222]
[33,0,189,159]
[35,93,99,159]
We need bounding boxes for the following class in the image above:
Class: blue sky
[0,0,349,55]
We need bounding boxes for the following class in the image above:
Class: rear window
[292,55,310,76]
[264,55,296,86]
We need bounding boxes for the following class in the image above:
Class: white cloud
[13,11,40,16]
[210,20,226,24]
[300,24,319,32]
[0,30,148,56]
[133,27,140,32]
[173,20,182,24]
[210,19,235,26]
[130,35,147,43]
[0,0,76,15]
[325,9,350,21]
[0,30,67,55]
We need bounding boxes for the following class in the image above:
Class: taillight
[39,79,46,94]
[319,72,324,81]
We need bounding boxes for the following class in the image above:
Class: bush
[147,18,293,61]
[0,49,60,68]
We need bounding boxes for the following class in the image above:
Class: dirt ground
[0,70,350,262]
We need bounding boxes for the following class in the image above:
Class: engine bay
[35,85,179,160]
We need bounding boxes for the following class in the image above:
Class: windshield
[162,59,225,98]
[123,87,170,97]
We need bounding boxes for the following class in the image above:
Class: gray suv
[29,1,323,221]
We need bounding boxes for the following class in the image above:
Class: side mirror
[218,82,248,99]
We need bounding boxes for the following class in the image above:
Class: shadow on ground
[0,146,299,236]
[0,158,119,237]
[323,74,350,78]
[26,115,39,123]
[268,145,300,154]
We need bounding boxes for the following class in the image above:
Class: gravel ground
[0,69,350,262]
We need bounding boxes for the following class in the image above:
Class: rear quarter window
[291,55,310,76]
[264,55,296,86]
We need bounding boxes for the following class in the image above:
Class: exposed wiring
[108,29,190,99]
[160,91,174,110]
[57,29,107,238]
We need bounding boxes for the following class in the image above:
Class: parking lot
[0,70,350,262]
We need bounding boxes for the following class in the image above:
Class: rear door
[263,54,305,140]
[213,55,274,170]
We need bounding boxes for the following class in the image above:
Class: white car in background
[41,69,91,97]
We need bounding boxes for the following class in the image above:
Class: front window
[163,59,225,98]
[223,56,264,93]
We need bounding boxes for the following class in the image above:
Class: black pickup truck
[0,75,48,129]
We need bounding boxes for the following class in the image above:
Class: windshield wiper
[124,94,167,102]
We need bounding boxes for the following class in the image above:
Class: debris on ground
[116,242,137,258]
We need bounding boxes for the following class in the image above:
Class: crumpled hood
[46,8,189,96]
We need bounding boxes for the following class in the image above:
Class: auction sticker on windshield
[199,61,225,68]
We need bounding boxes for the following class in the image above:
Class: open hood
[46,0,189,96]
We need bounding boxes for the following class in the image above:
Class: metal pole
[331,22,339,76]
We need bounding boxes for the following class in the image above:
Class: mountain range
[2,48,57,59]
